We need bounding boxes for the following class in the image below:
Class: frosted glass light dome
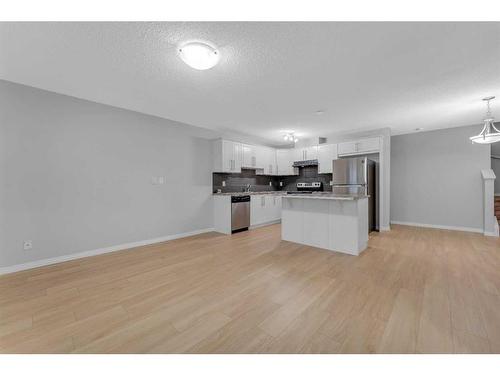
[178,42,219,70]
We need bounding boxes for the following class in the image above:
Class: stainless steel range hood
[292,159,318,167]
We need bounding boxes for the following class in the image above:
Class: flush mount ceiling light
[178,42,219,70]
[283,132,299,143]
[470,96,500,144]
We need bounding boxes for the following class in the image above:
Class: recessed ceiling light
[178,42,219,70]
[315,110,325,115]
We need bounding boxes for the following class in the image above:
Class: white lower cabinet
[250,194,282,227]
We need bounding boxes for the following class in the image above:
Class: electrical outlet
[279,181,283,187]
[222,181,226,187]
[329,180,333,186]
[269,181,272,186]
[23,240,33,250]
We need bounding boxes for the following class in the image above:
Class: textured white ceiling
[1,22,499,145]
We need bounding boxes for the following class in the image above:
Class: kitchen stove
[286,182,323,194]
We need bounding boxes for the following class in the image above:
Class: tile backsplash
[212,169,278,193]
[279,166,333,192]
[213,166,332,193]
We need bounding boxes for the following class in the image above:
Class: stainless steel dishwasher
[231,195,250,233]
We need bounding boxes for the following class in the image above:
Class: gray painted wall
[391,125,491,230]
[0,80,216,268]
[492,143,500,194]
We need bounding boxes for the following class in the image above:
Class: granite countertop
[283,193,369,200]
[213,191,287,196]
[213,191,369,200]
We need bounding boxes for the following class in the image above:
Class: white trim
[379,225,391,232]
[0,228,214,276]
[481,169,496,180]
[250,219,281,229]
[390,221,483,234]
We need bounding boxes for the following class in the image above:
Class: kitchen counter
[213,191,286,196]
[283,193,369,201]
[214,191,368,201]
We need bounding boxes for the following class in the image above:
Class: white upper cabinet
[242,144,275,172]
[242,144,257,168]
[256,146,274,174]
[214,137,378,174]
[357,137,380,153]
[292,147,303,162]
[317,143,338,174]
[292,146,319,161]
[213,139,242,173]
[304,146,318,161]
[338,137,380,156]
[276,149,298,176]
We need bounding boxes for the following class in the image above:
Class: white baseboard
[379,225,391,232]
[0,228,215,276]
[250,219,281,229]
[390,221,483,234]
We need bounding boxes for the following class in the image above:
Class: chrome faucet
[243,184,251,192]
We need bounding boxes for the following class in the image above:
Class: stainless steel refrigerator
[332,156,378,232]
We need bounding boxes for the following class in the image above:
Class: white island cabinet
[281,194,369,255]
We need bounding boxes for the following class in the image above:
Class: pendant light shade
[470,96,500,144]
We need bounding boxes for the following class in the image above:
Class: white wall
[0,80,216,269]
[391,125,491,231]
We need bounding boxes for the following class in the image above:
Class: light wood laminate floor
[1,224,500,353]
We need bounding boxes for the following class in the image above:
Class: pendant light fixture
[283,132,299,143]
[470,96,500,144]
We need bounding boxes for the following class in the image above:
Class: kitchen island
[281,193,369,255]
